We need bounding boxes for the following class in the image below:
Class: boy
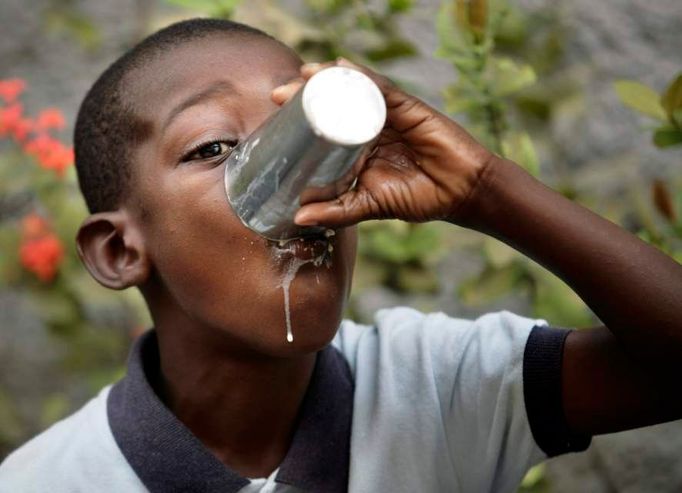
[1,17,681,493]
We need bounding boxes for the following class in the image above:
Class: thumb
[294,189,380,228]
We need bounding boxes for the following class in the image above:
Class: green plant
[614,72,682,264]
[436,0,539,172]
[355,221,447,294]
[163,0,417,64]
[297,0,417,63]
[435,0,593,328]
[615,73,682,148]
[165,0,243,18]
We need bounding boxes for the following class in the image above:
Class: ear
[76,210,150,290]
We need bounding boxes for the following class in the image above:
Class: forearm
[456,156,682,368]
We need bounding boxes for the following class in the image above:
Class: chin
[201,285,345,358]
[268,300,346,357]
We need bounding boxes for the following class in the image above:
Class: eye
[183,140,238,162]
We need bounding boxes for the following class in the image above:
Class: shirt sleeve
[333,308,591,493]
[428,310,591,491]
[523,325,592,456]
[432,309,547,492]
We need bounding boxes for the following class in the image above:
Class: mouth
[270,230,336,265]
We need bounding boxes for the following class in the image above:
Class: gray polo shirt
[0,307,590,492]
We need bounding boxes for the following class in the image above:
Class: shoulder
[0,385,145,492]
[333,306,547,374]
[338,308,553,492]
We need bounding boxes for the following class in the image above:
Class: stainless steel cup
[224,66,387,240]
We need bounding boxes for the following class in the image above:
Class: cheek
[138,163,358,349]
[140,166,263,304]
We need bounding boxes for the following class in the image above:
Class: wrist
[447,155,536,235]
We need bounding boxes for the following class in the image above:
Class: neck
[151,312,316,478]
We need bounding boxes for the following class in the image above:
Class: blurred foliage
[166,0,242,18]
[356,221,445,294]
[3,3,681,491]
[614,72,682,266]
[434,0,594,328]
[295,0,417,63]
[0,80,147,457]
[615,74,682,148]
[165,0,417,64]
[518,464,550,493]
[43,0,102,51]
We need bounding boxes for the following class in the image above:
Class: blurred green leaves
[502,131,539,176]
[614,72,682,271]
[436,0,538,163]
[388,0,414,13]
[298,0,418,63]
[44,0,101,50]
[662,74,682,124]
[166,0,242,17]
[458,263,524,306]
[357,221,445,293]
[436,0,592,332]
[614,81,667,121]
[491,57,536,97]
[614,73,682,148]
[653,127,682,147]
[165,0,418,65]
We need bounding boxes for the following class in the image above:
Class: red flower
[21,213,50,238]
[0,80,73,175]
[12,118,33,141]
[20,235,64,282]
[23,132,51,154]
[19,214,64,282]
[0,79,26,103]
[0,103,23,138]
[23,133,74,176]
[34,108,66,131]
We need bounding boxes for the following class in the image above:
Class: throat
[155,336,316,478]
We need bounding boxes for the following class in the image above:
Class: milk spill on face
[272,232,334,343]
[280,257,309,343]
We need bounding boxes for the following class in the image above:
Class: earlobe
[76,211,150,290]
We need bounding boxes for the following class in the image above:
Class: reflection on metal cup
[224,66,387,240]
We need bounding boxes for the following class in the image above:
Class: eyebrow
[162,80,237,131]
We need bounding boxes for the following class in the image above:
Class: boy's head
[74,18,357,356]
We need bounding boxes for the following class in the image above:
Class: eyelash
[182,139,239,162]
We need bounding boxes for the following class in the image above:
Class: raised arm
[275,58,682,436]
[464,156,682,435]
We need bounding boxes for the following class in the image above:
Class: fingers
[270,61,340,105]
[322,58,430,135]
[334,58,397,98]
[272,57,399,107]
[300,60,339,80]
[271,77,305,106]
[294,189,380,229]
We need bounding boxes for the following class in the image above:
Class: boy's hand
[271,58,495,228]
[275,60,682,439]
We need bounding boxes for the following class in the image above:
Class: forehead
[126,34,302,120]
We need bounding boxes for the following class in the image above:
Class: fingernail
[302,62,321,70]
[294,212,317,226]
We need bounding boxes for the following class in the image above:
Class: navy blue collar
[107,330,353,493]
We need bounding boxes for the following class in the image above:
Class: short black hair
[74,18,283,213]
